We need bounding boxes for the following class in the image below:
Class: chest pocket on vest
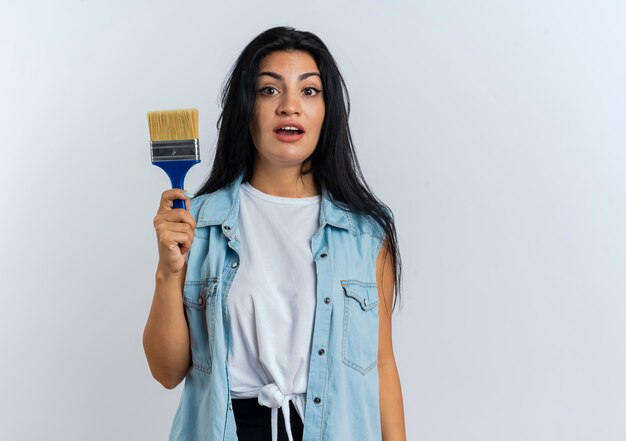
[183,278,219,374]
[341,280,379,375]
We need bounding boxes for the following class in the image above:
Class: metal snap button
[324,297,331,304]
[318,349,325,356]
[224,225,231,230]
[313,397,321,404]
[231,261,239,268]
[197,297,203,306]
[320,252,327,258]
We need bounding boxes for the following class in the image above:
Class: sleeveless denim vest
[169,173,388,441]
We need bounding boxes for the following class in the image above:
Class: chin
[271,156,312,168]
[270,146,315,163]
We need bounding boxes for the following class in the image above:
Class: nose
[276,89,301,116]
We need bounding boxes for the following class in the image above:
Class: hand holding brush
[153,188,196,275]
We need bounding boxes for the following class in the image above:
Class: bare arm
[142,189,195,389]
[377,238,407,441]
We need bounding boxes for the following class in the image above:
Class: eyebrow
[257,71,321,81]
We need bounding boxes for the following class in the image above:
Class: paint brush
[147,109,200,209]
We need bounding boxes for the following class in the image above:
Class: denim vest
[169,173,387,441]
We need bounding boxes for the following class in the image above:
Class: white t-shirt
[227,181,320,440]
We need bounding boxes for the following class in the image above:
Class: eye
[258,86,279,96]
[303,87,322,97]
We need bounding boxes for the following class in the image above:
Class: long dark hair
[196,26,403,312]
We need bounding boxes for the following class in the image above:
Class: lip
[273,121,305,133]
[272,120,305,143]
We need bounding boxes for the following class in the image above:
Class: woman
[143,26,407,441]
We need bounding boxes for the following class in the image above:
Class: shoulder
[188,184,238,226]
[348,203,394,242]
[189,193,215,222]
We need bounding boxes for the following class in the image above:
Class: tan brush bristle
[147,109,199,142]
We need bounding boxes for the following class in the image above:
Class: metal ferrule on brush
[150,139,200,161]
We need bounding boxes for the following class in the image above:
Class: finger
[180,233,194,254]
[155,224,193,246]
[159,222,194,235]
[159,189,190,211]
[159,231,193,252]
[154,209,197,230]
[184,191,194,212]
[172,231,194,252]
[180,242,192,255]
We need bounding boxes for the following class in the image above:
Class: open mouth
[273,122,305,142]
[274,126,304,135]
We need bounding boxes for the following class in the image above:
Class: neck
[248,162,319,198]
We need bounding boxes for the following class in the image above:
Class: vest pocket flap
[183,280,217,311]
[341,280,379,311]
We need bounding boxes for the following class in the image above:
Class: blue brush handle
[153,159,200,209]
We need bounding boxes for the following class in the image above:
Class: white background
[1,1,625,440]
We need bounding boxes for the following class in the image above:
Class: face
[249,50,325,170]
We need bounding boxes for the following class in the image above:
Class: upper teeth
[282,126,299,131]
